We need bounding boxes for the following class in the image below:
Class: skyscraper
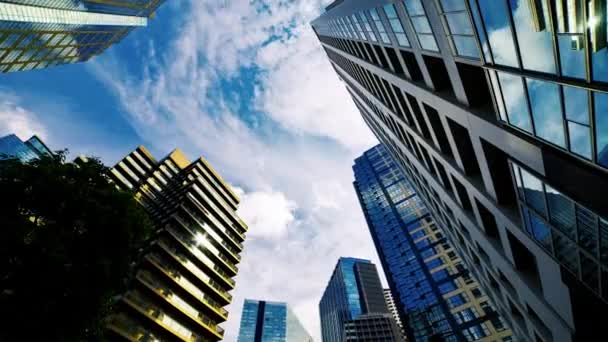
[313,0,608,340]
[106,146,247,341]
[354,144,512,341]
[0,133,52,161]
[0,0,165,72]
[237,299,313,342]
[383,288,404,333]
[319,257,403,342]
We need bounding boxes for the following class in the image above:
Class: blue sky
[0,1,381,339]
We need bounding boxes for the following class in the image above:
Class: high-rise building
[106,146,247,341]
[237,299,313,342]
[0,0,165,73]
[0,133,52,161]
[319,257,404,342]
[383,288,404,333]
[343,313,404,341]
[354,144,512,341]
[313,0,608,340]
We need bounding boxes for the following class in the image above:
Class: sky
[0,0,384,340]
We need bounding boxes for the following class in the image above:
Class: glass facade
[0,133,51,161]
[353,145,512,342]
[0,0,165,72]
[106,147,246,342]
[237,299,312,342]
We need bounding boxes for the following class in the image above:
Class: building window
[369,8,391,44]
[383,4,410,47]
[476,0,518,67]
[402,0,439,51]
[525,78,565,148]
[437,0,479,58]
[497,71,532,133]
[359,12,377,42]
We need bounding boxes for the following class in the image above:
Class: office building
[0,0,165,72]
[237,299,313,342]
[354,144,511,341]
[106,146,247,341]
[0,133,52,161]
[313,0,608,340]
[319,257,404,342]
[344,313,404,341]
[383,288,404,333]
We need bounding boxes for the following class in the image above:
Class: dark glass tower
[0,0,166,72]
[319,257,403,342]
[237,299,313,342]
[354,144,511,341]
[313,0,608,340]
[0,133,52,161]
[106,146,247,341]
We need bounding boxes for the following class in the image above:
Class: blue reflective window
[497,72,532,133]
[452,35,478,57]
[519,167,547,217]
[591,2,608,83]
[594,92,608,168]
[383,4,410,47]
[558,35,586,79]
[526,78,565,147]
[545,184,576,239]
[440,0,466,11]
[404,0,425,15]
[445,12,473,34]
[403,0,439,51]
[509,0,556,73]
[568,122,592,159]
[468,0,490,61]
[564,86,589,124]
[528,211,553,252]
[438,280,457,294]
[477,0,518,67]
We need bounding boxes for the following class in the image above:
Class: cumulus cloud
[88,0,380,340]
[0,92,47,140]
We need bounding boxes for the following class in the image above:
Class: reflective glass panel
[520,167,546,217]
[529,211,553,252]
[576,206,598,255]
[552,233,579,275]
[477,0,518,66]
[545,184,576,239]
[445,12,473,34]
[405,0,425,15]
[526,78,565,147]
[563,86,589,124]
[453,35,478,57]
[509,0,556,73]
[497,72,532,133]
[412,16,433,33]
[419,34,439,51]
[594,92,608,168]
[568,121,592,159]
[558,35,586,79]
[468,0,489,60]
[441,0,466,11]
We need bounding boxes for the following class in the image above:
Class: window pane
[545,184,576,239]
[600,218,608,265]
[418,34,439,51]
[497,72,532,132]
[563,86,589,124]
[520,167,546,217]
[526,78,565,147]
[558,34,586,79]
[477,0,518,66]
[411,16,432,33]
[552,232,579,275]
[445,12,473,35]
[489,71,507,121]
[576,206,598,255]
[404,0,425,15]
[396,33,409,47]
[529,211,553,252]
[568,121,592,159]
[453,35,478,58]
[389,18,405,33]
[509,0,556,73]
[441,0,466,11]
[594,92,608,167]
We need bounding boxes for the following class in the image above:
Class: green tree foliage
[0,152,153,341]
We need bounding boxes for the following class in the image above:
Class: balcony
[155,241,233,303]
[122,291,209,342]
[186,194,244,249]
[145,254,229,320]
[190,184,246,239]
[107,313,162,342]
[136,271,224,339]
[165,225,238,280]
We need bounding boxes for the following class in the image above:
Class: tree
[0,152,153,341]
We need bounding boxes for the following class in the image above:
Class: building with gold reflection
[106,146,247,341]
[0,0,165,72]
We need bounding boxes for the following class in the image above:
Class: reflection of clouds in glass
[592,48,608,83]
[478,0,518,67]
[594,92,608,167]
[568,122,592,159]
[526,79,565,147]
[497,71,532,133]
[563,86,589,124]
[510,0,555,74]
[558,35,586,79]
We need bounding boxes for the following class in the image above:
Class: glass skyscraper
[106,146,247,341]
[319,257,403,342]
[237,299,313,342]
[0,0,165,72]
[0,133,52,161]
[313,0,608,340]
[354,144,512,341]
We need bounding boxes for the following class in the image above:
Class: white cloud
[237,189,297,240]
[0,92,47,141]
[88,0,380,340]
